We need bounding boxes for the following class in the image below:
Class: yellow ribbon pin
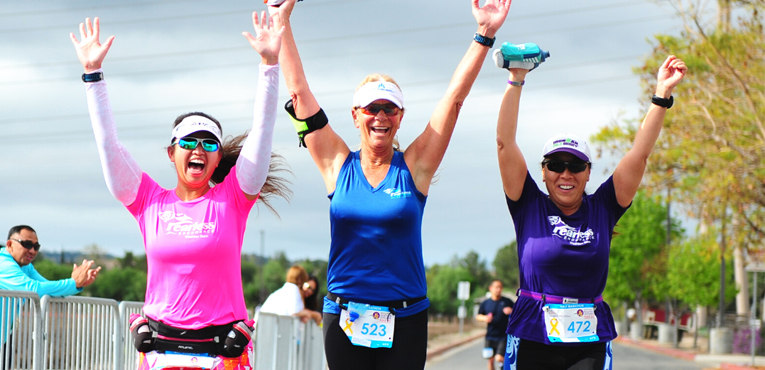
[343,318,353,334]
[549,318,560,335]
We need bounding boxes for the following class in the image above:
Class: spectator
[0,225,100,367]
[261,266,321,324]
[302,275,321,314]
[0,225,100,297]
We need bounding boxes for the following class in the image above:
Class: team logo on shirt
[383,188,411,198]
[547,216,594,246]
[158,211,216,237]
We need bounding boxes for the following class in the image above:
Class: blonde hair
[354,73,402,92]
[285,265,308,287]
[354,73,403,151]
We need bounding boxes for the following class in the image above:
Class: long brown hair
[171,112,291,214]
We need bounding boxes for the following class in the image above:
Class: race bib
[543,303,598,343]
[339,302,395,348]
[144,351,218,369]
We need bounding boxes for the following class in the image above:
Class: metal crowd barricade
[40,296,120,370]
[254,312,326,370]
[117,301,143,370]
[0,292,327,370]
[0,291,43,370]
[296,318,326,370]
[254,312,299,370]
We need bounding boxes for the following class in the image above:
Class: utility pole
[259,230,266,303]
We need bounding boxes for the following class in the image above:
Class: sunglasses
[302,282,314,292]
[543,160,590,174]
[176,137,220,152]
[10,239,41,252]
[357,103,400,116]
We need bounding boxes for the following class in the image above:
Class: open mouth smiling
[189,159,205,171]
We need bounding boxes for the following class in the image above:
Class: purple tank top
[504,172,629,345]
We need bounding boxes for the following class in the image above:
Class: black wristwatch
[651,94,673,109]
[82,72,104,83]
[474,33,496,48]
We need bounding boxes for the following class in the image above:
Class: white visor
[171,115,223,144]
[353,81,404,109]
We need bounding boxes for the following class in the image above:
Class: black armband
[285,99,329,148]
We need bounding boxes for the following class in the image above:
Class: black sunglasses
[10,238,41,252]
[543,160,590,174]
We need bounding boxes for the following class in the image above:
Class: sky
[0,0,696,266]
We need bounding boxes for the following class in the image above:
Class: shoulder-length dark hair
[171,112,291,214]
[304,275,321,312]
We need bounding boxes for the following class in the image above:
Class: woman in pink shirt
[70,12,289,369]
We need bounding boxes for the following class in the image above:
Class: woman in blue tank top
[494,51,687,369]
[266,1,510,369]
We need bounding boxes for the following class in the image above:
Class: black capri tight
[322,309,428,370]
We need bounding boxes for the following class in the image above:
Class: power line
[0,11,672,86]
[0,53,644,127]
[0,1,655,38]
[1,72,638,143]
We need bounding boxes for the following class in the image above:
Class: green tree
[592,0,764,322]
[604,190,681,320]
[666,232,737,309]
[492,241,519,290]
[263,251,290,294]
[426,264,472,315]
[31,259,73,281]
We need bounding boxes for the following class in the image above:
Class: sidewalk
[615,331,765,370]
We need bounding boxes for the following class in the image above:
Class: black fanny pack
[149,318,233,356]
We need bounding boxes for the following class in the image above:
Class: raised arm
[268,0,350,194]
[613,55,687,207]
[238,12,284,200]
[70,18,142,206]
[404,0,510,194]
[496,68,529,201]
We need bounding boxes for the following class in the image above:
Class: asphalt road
[426,338,710,370]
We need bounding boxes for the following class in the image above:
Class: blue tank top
[323,150,429,317]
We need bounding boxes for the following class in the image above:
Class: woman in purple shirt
[494,53,686,369]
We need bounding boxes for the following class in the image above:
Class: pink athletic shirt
[127,167,256,329]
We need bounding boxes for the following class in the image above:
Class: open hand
[242,11,284,65]
[70,17,114,73]
[472,0,511,37]
[655,55,687,97]
[71,259,101,288]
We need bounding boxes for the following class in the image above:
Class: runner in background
[476,279,513,370]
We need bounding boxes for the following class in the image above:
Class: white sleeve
[85,70,142,206]
[236,63,280,196]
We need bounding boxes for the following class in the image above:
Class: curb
[615,337,762,370]
[614,337,696,361]
[720,364,760,370]
[426,332,484,360]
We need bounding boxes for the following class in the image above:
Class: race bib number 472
[543,303,599,343]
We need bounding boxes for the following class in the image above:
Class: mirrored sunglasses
[177,137,220,152]
[543,160,590,174]
[10,238,41,252]
[358,103,400,116]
